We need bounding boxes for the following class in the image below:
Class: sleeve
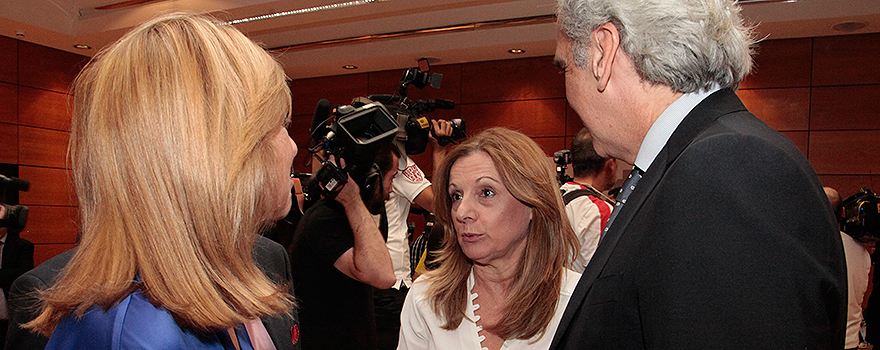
[0,238,35,291]
[565,198,606,272]
[393,156,431,203]
[6,273,51,350]
[397,281,433,350]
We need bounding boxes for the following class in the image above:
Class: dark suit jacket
[0,235,34,300]
[550,89,847,349]
[5,235,300,350]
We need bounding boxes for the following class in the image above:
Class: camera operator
[289,145,399,350]
[374,118,452,350]
[0,201,35,348]
[560,128,617,273]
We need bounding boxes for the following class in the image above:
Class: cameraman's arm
[332,177,396,289]
[430,119,453,175]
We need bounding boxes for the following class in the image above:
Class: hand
[334,175,362,208]
[430,119,453,146]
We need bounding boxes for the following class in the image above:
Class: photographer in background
[374,118,452,350]
[559,128,616,273]
[289,145,399,350]
[0,190,35,349]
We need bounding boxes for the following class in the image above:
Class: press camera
[0,174,29,232]
[842,188,880,242]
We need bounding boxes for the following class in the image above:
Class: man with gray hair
[551,0,846,349]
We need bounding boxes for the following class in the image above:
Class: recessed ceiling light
[832,21,868,32]
[15,30,25,37]
[343,65,358,70]
[508,49,525,54]
[73,44,92,50]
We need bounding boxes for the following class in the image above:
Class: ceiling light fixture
[226,0,388,26]
[343,65,358,70]
[508,49,525,54]
[832,21,868,32]
[73,44,92,50]
[736,0,797,4]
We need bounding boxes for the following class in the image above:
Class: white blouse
[397,268,581,350]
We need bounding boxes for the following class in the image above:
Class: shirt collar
[634,87,720,172]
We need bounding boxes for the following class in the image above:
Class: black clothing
[290,198,379,350]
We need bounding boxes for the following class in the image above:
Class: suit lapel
[550,89,748,348]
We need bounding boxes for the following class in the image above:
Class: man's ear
[590,22,621,92]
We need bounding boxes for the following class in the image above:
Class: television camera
[0,174,29,232]
[842,188,880,242]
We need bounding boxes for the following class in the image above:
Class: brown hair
[27,13,295,335]
[426,127,579,340]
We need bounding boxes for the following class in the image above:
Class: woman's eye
[480,188,495,198]
[450,192,462,201]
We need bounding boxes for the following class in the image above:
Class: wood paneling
[289,114,315,174]
[461,57,564,103]
[0,123,17,163]
[19,126,69,168]
[0,35,16,84]
[565,104,584,137]
[809,131,880,174]
[810,85,880,131]
[531,136,567,157]
[20,205,79,244]
[740,38,812,89]
[0,82,16,123]
[18,41,87,93]
[289,73,368,116]
[813,33,880,86]
[18,166,75,206]
[18,86,71,131]
[34,243,76,266]
[818,175,880,202]
[736,88,810,131]
[779,131,809,157]
[460,99,567,137]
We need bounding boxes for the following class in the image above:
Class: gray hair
[557,0,755,92]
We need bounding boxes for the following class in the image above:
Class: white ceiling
[1,0,879,79]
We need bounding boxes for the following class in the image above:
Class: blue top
[45,290,254,350]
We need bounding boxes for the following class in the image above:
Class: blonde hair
[426,127,579,340]
[27,13,295,335]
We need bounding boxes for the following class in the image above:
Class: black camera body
[0,174,30,232]
[368,59,464,156]
[842,188,880,242]
[309,100,399,213]
[553,149,573,185]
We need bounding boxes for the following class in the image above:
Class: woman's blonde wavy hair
[26,12,295,335]
[426,127,579,341]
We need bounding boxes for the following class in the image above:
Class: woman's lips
[460,232,483,243]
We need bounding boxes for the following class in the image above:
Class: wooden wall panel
[34,243,76,266]
[565,104,584,137]
[810,85,880,131]
[460,57,564,104]
[736,88,810,131]
[818,175,880,201]
[0,82,16,123]
[460,99,567,137]
[0,35,16,84]
[0,123,17,163]
[19,86,71,131]
[18,166,75,206]
[19,126,69,168]
[18,41,87,93]
[740,38,812,89]
[809,131,880,174]
[20,205,79,244]
[779,131,809,157]
[813,33,880,86]
[531,136,567,157]
[289,114,315,174]
[289,73,368,116]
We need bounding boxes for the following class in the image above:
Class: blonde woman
[398,127,581,349]
[25,13,298,350]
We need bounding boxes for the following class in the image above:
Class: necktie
[602,167,643,237]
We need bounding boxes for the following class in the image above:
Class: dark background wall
[2,33,878,265]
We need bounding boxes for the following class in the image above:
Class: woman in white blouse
[398,127,581,350]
